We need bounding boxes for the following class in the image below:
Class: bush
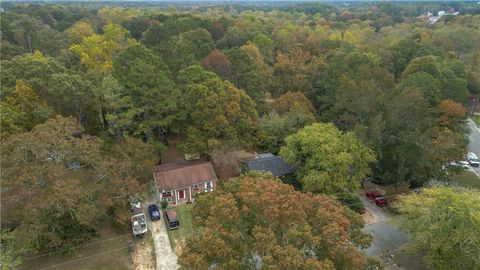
[161,199,169,209]
[340,193,365,214]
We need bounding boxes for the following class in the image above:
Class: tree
[153,37,196,76]
[70,24,137,75]
[0,51,65,97]
[65,21,94,45]
[260,92,317,153]
[395,187,480,270]
[178,65,259,154]
[179,172,372,269]
[272,91,315,116]
[280,123,376,195]
[201,49,231,79]
[180,28,215,59]
[226,46,271,103]
[47,73,101,130]
[4,80,53,130]
[273,48,314,96]
[111,44,180,140]
[1,116,156,253]
[0,231,23,270]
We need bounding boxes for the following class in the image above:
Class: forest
[1,1,480,269]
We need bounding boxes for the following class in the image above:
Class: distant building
[241,153,294,178]
[418,9,459,25]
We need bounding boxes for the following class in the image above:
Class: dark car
[366,190,388,207]
[148,204,161,221]
[164,209,180,230]
[368,176,386,186]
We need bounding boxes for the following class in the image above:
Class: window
[162,191,172,197]
[193,184,199,190]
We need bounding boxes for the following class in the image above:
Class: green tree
[111,44,180,140]
[0,231,23,270]
[0,51,65,97]
[395,187,480,270]
[178,65,259,154]
[180,28,215,59]
[280,123,376,195]
[4,80,53,130]
[47,73,101,131]
[153,37,196,76]
[179,172,372,269]
[261,91,317,153]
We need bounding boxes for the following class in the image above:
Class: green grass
[452,170,480,188]
[166,204,196,253]
[472,115,480,127]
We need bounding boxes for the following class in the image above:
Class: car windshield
[472,159,480,163]
[152,211,160,216]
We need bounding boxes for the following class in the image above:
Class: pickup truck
[131,201,147,237]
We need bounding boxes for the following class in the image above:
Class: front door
[178,190,185,200]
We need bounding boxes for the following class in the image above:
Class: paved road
[360,195,408,257]
[467,119,480,174]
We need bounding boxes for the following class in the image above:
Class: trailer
[131,201,148,237]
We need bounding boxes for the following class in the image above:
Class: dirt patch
[131,234,155,270]
[210,150,256,180]
[362,209,375,224]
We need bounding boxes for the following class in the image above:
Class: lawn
[166,204,197,254]
[472,115,480,127]
[452,170,480,188]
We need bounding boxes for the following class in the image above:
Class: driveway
[467,119,480,176]
[360,194,408,256]
[148,210,179,270]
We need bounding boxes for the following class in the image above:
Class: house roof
[245,155,294,177]
[154,161,217,191]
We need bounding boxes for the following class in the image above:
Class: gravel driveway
[360,194,408,256]
[148,210,179,270]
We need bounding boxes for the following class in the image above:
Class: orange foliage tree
[179,172,372,269]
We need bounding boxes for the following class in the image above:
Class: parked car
[164,209,180,230]
[366,190,388,207]
[449,161,470,169]
[467,152,480,167]
[148,204,161,221]
[367,176,386,186]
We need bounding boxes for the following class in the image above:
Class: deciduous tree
[179,172,372,269]
[395,187,480,270]
[280,123,376,195]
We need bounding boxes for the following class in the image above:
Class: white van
[467,152,480,167]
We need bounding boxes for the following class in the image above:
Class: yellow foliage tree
[70,24,138,74]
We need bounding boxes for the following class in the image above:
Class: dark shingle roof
[245,155,294,177]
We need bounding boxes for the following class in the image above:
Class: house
[241,153,294,177]
[153,161,217,205]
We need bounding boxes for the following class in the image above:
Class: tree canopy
[395,186,480,270]
[280,123,376,195]
[179,172,373,269]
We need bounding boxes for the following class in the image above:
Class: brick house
[153,161,217,205]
